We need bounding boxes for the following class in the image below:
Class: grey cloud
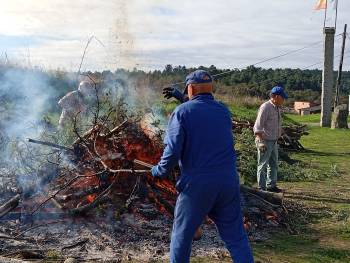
[1,0,350,70]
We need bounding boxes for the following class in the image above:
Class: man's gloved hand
[255,138,267,152]
[163,86,184,103]
[151,166,159,177]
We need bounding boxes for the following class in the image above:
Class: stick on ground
[0,194,21,218]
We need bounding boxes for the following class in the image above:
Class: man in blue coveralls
[151,70,254,263]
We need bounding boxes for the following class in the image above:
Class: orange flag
[314,0,327,10]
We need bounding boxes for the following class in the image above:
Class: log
[103,120,128,137]
[57,185,103,202]
[2,250,45,260]
[240,185,283,206]
[0,235,33,241]
[50,197,63,210]
[27,138,73,152]
[72,120,128,146]
[0,194,20,218]
[146,182,174,215]
[0,256,30,263]
[133,159,153,169]
[61,238,89,251]
[69,173,119,215]
[72,124,101,145]
[68,195,110,216]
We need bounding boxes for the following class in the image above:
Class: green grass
[161,101,179,115]
[251,126,350,263]
[291,126,350,171]
[338,223,350,240]
[228,104,258,121]
[254,234,349,263]
[160,98,260,121]
[158,98,350,126]
[286,113,350,124]
[285,113,322,123]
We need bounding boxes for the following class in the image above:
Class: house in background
[294,101,321,115]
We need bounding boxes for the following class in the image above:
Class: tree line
[1,64,350,114]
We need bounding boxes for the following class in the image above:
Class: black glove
[163,86,184,103]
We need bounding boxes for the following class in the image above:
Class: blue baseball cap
[271,86,288,99]
[184,70,213,94]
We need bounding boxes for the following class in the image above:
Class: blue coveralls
[152,94,254,263]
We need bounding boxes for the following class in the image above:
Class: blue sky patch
[0,35,42,49]
[0,34,79,49]
[151,6,177,16]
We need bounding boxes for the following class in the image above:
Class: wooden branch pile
[31,120,179,218]
[1,119,288,237]
[232,118,308,150]
[278,125,309,151]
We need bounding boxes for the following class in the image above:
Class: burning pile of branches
[26,119,178,220]
[0,85,298,261]
[1,116,288,230]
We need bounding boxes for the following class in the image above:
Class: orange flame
[87,194,97,203]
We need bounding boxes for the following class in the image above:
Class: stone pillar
[331,104,349,129]
[320,27,335,127]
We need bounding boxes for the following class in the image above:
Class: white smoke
[0,65,168,195]
[0,67,57,139]
[0,66,60,193]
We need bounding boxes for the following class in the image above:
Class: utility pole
[320,27,335,127]
[334,24,347,107]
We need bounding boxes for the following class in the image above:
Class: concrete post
[320,27,335,127]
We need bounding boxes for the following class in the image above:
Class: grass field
[252,123,350,263]
[285,113,350,124]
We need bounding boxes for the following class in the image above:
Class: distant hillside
[1,65,349,109]
[145,65,350,102]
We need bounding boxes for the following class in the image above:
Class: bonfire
[0,84,299,262]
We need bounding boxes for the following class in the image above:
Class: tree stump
[331,104,349,129]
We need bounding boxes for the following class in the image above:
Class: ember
[34,120,178,218]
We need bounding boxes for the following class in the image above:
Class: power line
[168,35,343,86]
[214,41,324,76]
[216,54,350,92]
[302,50,350,70]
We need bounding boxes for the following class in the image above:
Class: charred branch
[0,194,21,218]
[57,185,104,202]
[0,256,32,263]
[68,173,119,215]
[27,138,74,152]
[30,175,97,215]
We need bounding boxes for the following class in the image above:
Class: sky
[0,0,349,71]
